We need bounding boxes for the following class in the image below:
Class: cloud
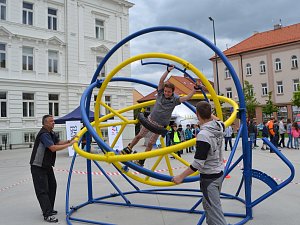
[128,0,300,95]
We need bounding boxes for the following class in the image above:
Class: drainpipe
[239,54,244,89]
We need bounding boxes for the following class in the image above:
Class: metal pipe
[209,17,220,94]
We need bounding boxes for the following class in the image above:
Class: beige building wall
[214,42,300,123]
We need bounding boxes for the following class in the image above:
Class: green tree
[262,91,278,116]
[243,80,259,119]
[291,88,300,108]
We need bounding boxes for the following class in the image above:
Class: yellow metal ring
[73,52,239,186]
[73,93,238,163]
[94,52,223,138]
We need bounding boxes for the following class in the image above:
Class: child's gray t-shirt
[149,89,181,126]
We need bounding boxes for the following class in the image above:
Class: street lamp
[209,16,220,95]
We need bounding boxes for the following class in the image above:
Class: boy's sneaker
[121,145,133,155]
[133,160,144,167]
[44,215,58,223]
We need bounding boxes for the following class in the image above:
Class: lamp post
[209,16,220,95]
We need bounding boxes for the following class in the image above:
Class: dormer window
[260,61,266,73]
[246,63,252,75]
[275,58,282,71]
[291,55,298,69]
[224,67,231,79]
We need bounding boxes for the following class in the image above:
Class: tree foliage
[243,80,259,119]
[262,91,278,116]
[291,90,300,108]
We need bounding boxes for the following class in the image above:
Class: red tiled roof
[137,75,213,103]
[223,23,300,56]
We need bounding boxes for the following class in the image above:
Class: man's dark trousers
[31,165,57,217]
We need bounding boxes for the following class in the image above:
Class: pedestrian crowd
[247,117,300,152]
[165,123,200,157]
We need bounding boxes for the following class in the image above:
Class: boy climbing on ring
[121,64,198,167]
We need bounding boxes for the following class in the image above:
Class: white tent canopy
[172,104,198,128]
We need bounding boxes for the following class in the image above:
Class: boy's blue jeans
[287,134,293,148]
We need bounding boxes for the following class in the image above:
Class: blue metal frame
[65,26,295,225]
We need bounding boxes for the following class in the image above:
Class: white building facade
[0,0,134,149]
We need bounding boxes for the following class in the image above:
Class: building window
[0,42,5,68]
[104,95,111,115]
[260,61,266,73]
[48,50,58,73]
[226,88,232,98]
[94,95,103,117]
[261,83,268,96]
[291,55,298,69]
[101,128,108,141]
[294,79,300,92]
[246,63,252,75]
[275,58,282,71]
[22,47,33,70]
[24,132,35,143]
[0,0,6,20]
[224,67,230,79]
[277,106,287,121]
[96,56,105,77]
[49,94,59,116]
[23,2,33,25]
[249,87,254,97]
[22,93,34,117]
[95,19,104,40]
[0,92,7,117]
[48,8,57,30]
[277,81,283,94]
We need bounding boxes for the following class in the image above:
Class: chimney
[274,24,282,30]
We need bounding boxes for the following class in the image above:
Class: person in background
[253,121,259,148]
[192,124,200,138]
[178,124,185,146]
[267,117,275,152]
[286,118,293,149]
[278,117,286,148]
[165,128,172,147]
[170,123,183,157]
[291,122,300,149]
[172,101,227,225]
[191,124,200,154]
[261,121,270,150]
[273,120,280,149]
[184,124,193,153]
[248,119,256,149]
[224,125,233,151]
[30,115,77,223]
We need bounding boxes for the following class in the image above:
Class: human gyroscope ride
[65,26,294,225]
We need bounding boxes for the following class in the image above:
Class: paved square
[0,139,299,225]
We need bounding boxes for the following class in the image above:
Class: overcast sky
[127,0,300,95]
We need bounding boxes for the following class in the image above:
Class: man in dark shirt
[30,115,77,223]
